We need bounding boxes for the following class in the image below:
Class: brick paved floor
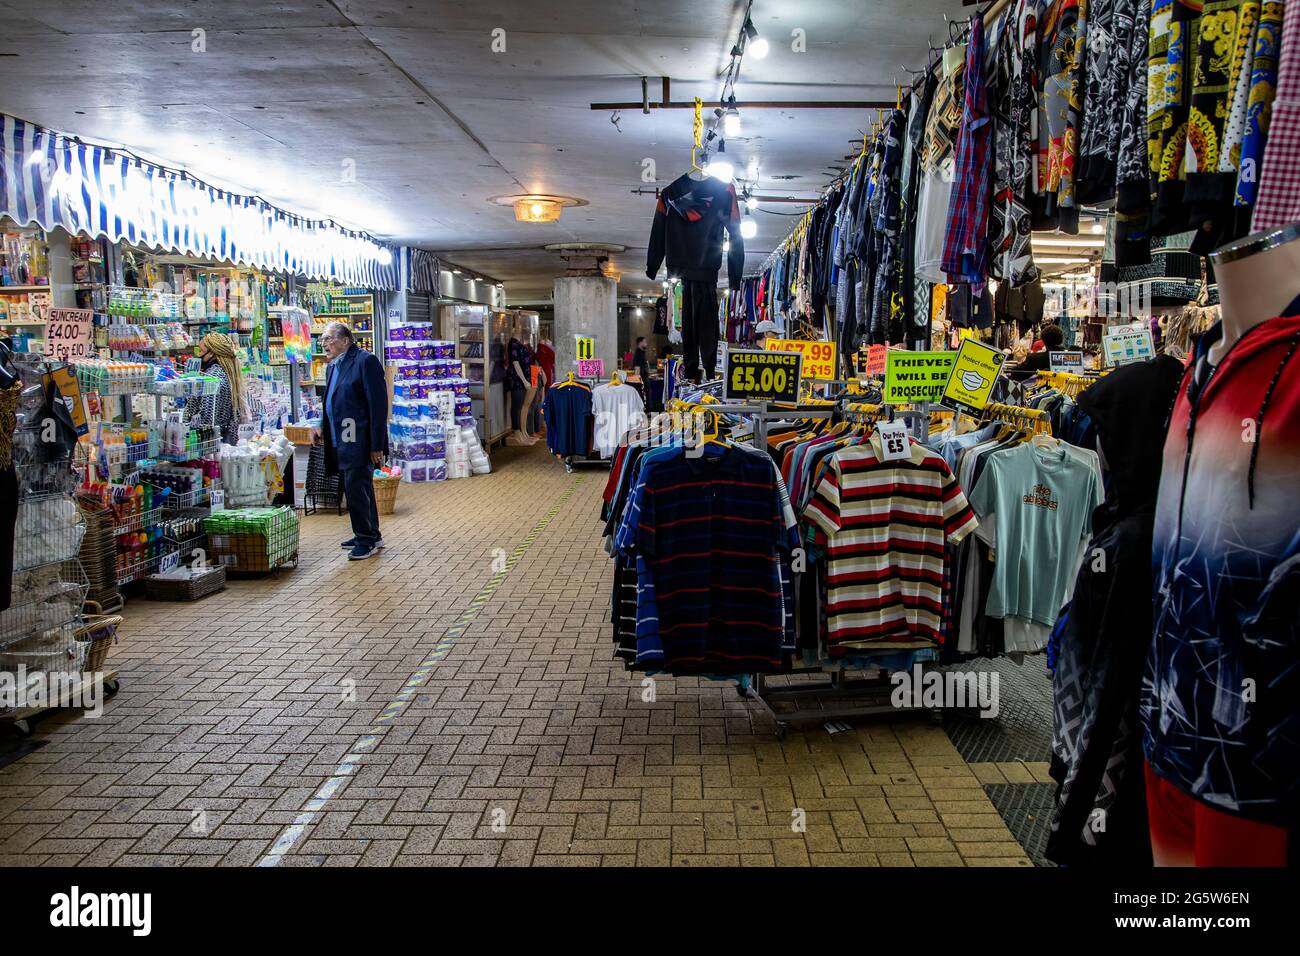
[0,444,1032,867]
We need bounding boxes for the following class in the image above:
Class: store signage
[864,344,888,376]
[159,551,180,575]
[1049,350,1085,372]
[210,489,225,513]
[763,338,836,381]
[46,364,88,436]
[575,336,595,362]
[577,359,604,378]
[883,350,956,404]
[940,339,1005,412]
[1,113,399,289]
[1103,323,1154,367]
[876,420,911,462]
[724,348,801,402]
[43,308,93,363]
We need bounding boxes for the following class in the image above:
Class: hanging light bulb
[740,212,757,240]
[706,139,734,182]
[723,100,742,138]
[1091,219,1105,234]
[743,16,767,58]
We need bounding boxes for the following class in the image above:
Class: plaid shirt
[1252,0,1300,230]
[942,12,993,287]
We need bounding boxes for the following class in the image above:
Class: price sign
[43,308,94,363]
[940,338,1006,412]
[577,359,604,378]
[763,338,836,381]
[159,551,180,575]
[575,336,595,362]
[883,350,956,404]
[864,344,888,376]
[876,420,911,462]
[1049,350,1084,372]
[210,489,226,512]
[724,348,801,402]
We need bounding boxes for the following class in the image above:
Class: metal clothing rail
[697,398,954,737]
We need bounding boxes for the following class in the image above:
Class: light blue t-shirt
[968,440,1103,627]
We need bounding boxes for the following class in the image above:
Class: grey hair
[323,321,353,342]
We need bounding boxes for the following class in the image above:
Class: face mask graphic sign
[940,337,1005,412]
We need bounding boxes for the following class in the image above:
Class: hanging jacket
[1048,355,1184,867]
[1145,302,1300,825]
[646,174,745,286]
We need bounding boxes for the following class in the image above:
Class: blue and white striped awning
[408,248,440,294]
[0,113,399,290]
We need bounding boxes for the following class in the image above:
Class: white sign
[876,420,911,462]
[210,489,226,512]
[159,551,180,574]
[43,308,94,363]
[1103,323,1154,367]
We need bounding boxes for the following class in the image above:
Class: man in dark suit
[313,322,389,560]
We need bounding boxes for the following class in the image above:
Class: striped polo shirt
[803,431,978,652]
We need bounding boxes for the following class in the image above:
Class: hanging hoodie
[1145,300,1300,826]
[1116,0,1153,267]
[1048,354,1185,867]
[646,173,745,286]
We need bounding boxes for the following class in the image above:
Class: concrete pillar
[552,276,617,379]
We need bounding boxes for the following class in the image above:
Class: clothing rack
[696,398,957,736]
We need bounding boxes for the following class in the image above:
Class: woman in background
[196,333,248,444]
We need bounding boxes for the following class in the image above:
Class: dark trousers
[681,279,719,380]
[510,384,527,430]
[342,465,380,546]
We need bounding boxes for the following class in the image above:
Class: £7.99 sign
[764,338,837,381]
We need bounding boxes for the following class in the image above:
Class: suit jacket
[321,345,389,473]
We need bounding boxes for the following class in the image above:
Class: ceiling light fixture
[743,17,767,58]
[706,140,734,182]
[1091,220,1105,235]
[489,193,587,223]
[723,97,741,138]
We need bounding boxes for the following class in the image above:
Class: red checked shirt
[942,11,993,287]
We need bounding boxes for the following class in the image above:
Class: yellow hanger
[609,370,622,385]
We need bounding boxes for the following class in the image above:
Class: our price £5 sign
[724,348,802,402]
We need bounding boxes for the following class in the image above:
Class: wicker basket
[283,424,315,445]
[374,473,401,516]
[74,614,120,673]
[145,566,227,602]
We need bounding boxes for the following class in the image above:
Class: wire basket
[14,494,87,572]
[116,549,176,586]
[0,559,89,648]
[304,444,344,514]
[0,623,84,675]
[110,506,162,537]
[374,473,401,515]
[204,507,299,573]
[16,459,79,498]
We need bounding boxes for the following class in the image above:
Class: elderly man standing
[313,321,389,560]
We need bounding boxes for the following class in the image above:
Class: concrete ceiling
[0,0,972,299]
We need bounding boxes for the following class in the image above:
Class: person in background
[753,319,780,348]
[196,333,248,445]
[1014,323,1066,374]
[633,336,651,385]
[313,321,389,560]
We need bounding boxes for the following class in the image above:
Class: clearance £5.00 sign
[763,338,836,381]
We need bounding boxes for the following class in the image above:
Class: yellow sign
[940,338,1006,411]
[883,350,956,404]
[764,338,836,380]
[575,336,594,362]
